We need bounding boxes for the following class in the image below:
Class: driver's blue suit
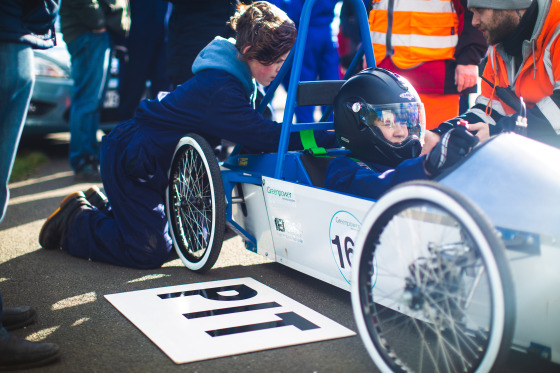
[60,37,338,269]
[325,155,428,200]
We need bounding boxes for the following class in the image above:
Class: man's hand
[425,126,479,177]
[455,64,478,92]
[421,130,441,155]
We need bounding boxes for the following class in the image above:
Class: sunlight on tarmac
[52,291,97,310]
[127,274,171,283]
[25,326,59,342]
[8,170,74,189]
[7,185,102,207]
[71,317,90,327]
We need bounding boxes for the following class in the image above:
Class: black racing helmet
[334,67,425,167]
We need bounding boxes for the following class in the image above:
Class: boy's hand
[421,130,441,155]
[425,126,479,177]
[466,121,490,142]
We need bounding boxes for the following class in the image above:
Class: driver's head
[334,68,425,167]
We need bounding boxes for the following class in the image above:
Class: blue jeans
[0,42,34,223]
[67,32,110,171]
[0,42,35,335]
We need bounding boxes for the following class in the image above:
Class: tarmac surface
[1,134,560,373]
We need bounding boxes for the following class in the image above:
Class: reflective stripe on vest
[369,0,459,69]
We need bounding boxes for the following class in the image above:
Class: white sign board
[105,278,355,364]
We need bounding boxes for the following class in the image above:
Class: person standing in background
[59,0,130,181]
[337,0,370,76]
[118,0,171,122]
[0,0,62,369]
[165,0,248,88]
[369,0,487,130]
[272,0,341,123]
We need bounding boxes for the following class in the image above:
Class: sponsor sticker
[264,180,296,208]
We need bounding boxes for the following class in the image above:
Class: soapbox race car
[164,0,560,371]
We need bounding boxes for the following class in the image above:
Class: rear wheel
[166,134,226,272]
[351,181,515,372]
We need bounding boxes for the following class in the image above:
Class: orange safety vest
[480,0,560,133]
[369,0,460,69]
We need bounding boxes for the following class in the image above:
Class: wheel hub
[403,243,467,321]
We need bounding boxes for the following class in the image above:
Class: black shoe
[84,185,108,209]
[0,333,60,370]
[75,163,101,183]
[39,192,92,250]
[2,306,37,331]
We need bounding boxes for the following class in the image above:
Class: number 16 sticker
[329,211,361,284]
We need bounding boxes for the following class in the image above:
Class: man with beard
[423,0,560,151]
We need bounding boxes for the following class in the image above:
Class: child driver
[326,68,478,200]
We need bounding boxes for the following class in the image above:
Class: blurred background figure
[165,0,248,88]
[118,0,172,122]
[59,0,130,181]
[337,0,369,77]
[271,0,341,123]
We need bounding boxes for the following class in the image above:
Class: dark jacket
[0,0,59,48]
[107,37,338,193]
[165,0,241,86]
[325,155,428,200]
[59,0,130,44]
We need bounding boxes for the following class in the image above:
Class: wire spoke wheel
[166,134,226,272]
[351,181,515,373]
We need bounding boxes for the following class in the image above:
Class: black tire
[351,181,515,372]
[166,134,226,273]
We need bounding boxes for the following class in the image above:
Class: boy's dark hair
[230,1,297,66]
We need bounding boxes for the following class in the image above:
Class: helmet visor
[350,101,426,144]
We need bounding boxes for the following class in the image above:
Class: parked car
[24,29,120,136]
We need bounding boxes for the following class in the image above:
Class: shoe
[39,192,92,250]
[84,185,108,209]
[75,162,101,182]
[2,306,36,331]
[0,332,60,370]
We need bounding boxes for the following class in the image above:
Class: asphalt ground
[2,133,560,373]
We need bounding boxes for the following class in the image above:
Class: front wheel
[351,181,515,372]
[166,134,226,273]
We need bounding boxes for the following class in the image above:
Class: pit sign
[105,278,355,364]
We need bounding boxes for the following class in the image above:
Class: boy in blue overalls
[39,1,338,269]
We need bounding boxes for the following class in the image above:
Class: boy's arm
[205,75,337,152]
[324,156,428,200]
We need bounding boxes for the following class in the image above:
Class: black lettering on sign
[206,312,319,337]
[183,302,281,319]
[157,284,257,301]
